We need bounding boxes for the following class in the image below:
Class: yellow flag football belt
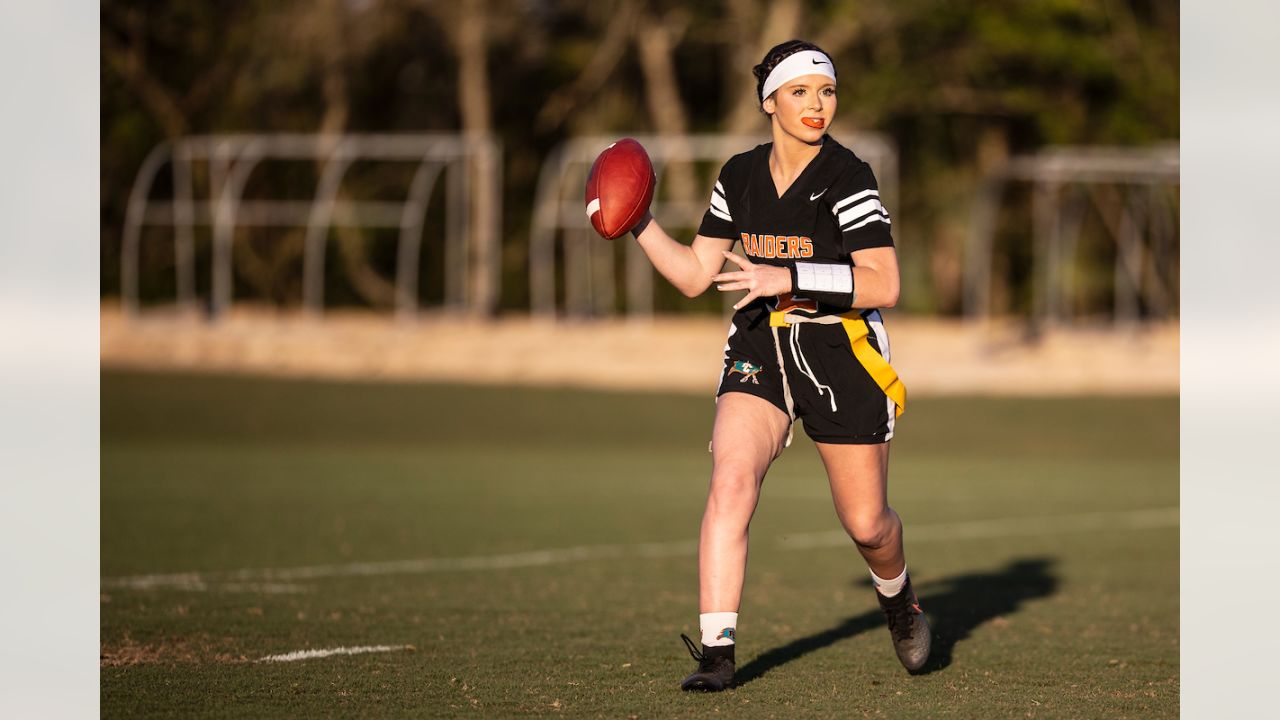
[769,310,907,418]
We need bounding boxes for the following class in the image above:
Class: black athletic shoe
[876,575,932,672]
[679,634,735,691]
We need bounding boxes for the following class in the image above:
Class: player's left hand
[712,250,793,310]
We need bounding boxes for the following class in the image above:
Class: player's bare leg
[815,441,902,576]
[816,441,931,671]
[680,391,789,691]
[701,391,790,612]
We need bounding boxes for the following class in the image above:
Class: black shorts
[715,301,896,444]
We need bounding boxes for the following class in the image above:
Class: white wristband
[794,262,853,294]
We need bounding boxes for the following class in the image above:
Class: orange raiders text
[739,233,815,259]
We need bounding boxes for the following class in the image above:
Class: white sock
[871,567,908,597]
[700,611,738,647]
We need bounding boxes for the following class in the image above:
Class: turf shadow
[909,557,1058,675]
[733,557,1058,685]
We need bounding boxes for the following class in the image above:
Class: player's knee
[849,509,898,549]
[707,466,759,516]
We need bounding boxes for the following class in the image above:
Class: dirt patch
[101,303,1178,396]
[100,633,248,667]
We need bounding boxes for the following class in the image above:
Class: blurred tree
[635,3,699,206]
[419,0,502,312]
[720,0,804,136]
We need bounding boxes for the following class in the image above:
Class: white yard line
[103,507,1176,591]
[256,644,413,663]
[103,539,698,591]
[217,582,315,594]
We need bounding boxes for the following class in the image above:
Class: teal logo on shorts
[729,360,762,385]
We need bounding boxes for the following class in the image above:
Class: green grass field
[101,371,1178,718]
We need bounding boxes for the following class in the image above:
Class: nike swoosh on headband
[812,59,830,65]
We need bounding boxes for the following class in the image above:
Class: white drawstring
[786,323,838,413]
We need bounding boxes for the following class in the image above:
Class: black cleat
[876,575,932,672]
[679,634,735,691]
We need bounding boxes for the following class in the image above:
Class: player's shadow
[733,557,1058,686]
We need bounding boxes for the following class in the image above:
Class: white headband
[761,50,837,102]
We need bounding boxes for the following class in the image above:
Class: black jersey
[697,135,893,267]
[700,136,903,442]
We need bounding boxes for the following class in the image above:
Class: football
[584,138,656,239]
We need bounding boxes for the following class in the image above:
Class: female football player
[629,40,930,691]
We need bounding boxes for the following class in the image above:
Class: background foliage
[101,0,1179,314]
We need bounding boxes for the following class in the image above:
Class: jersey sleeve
[828,162,894,255]
[696,163,738,240]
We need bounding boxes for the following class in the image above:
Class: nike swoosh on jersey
[810,189,827,201]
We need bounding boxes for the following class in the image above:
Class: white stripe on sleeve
[837,198,887,228]
[708,183,733,222]
[844,213,891,231]
[832,189,878,214]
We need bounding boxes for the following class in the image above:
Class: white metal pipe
[302,143,355,315]
[396,158,445,321]
[172,142,197,311]
[211,139,266,319]
[445,152,469,311]
[121,133,499,319]
[121,142,172,317]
